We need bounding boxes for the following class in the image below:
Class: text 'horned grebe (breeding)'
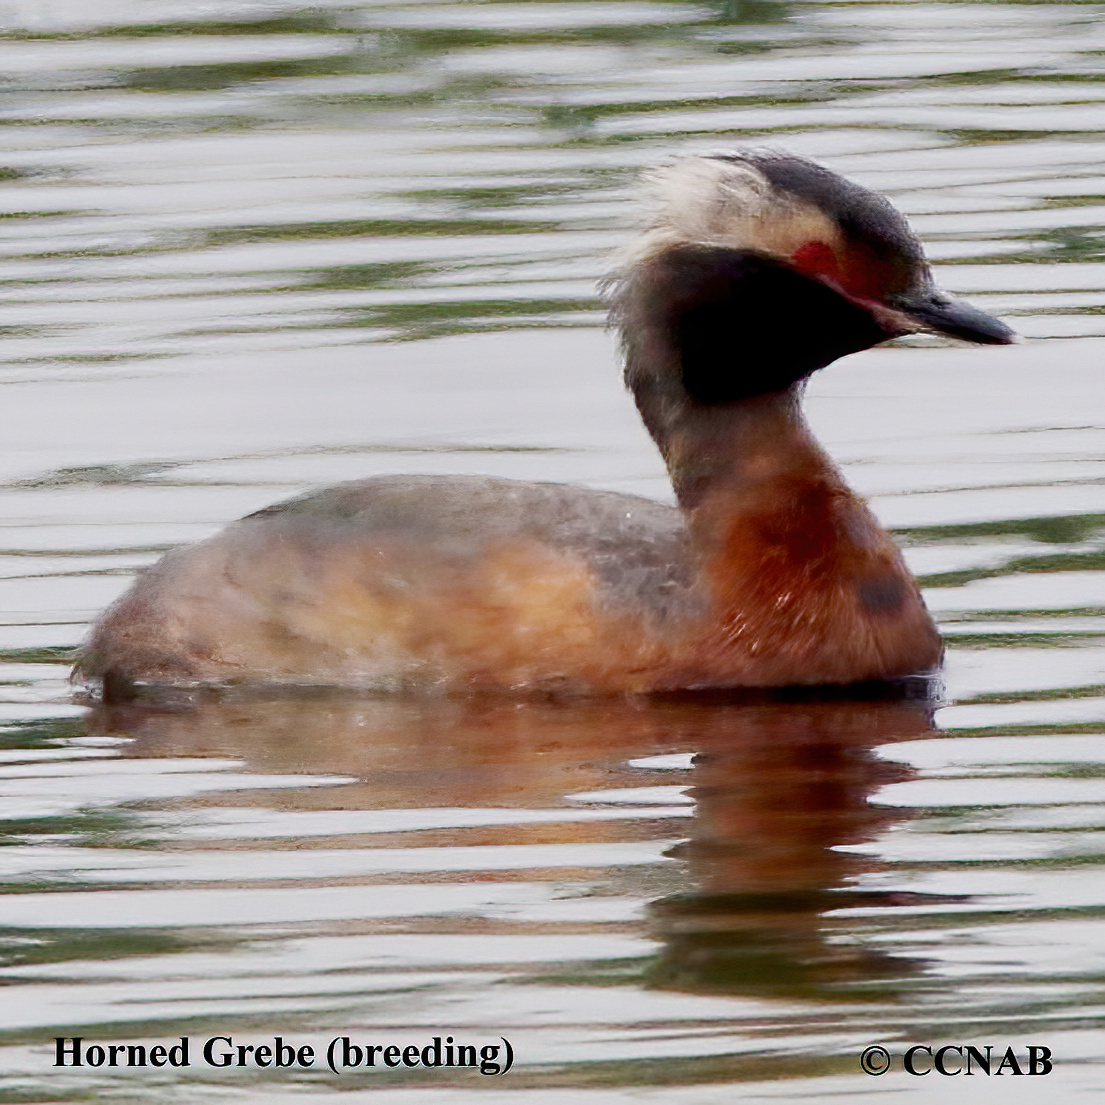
[77,150,1016,698]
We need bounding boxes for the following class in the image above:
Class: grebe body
[79,152,1014,695]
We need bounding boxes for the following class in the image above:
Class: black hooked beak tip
[891,289,1018,346]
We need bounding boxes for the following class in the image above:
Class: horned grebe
[77,151,1014,697]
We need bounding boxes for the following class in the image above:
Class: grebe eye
[790,241,841,282]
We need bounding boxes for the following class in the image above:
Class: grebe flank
[77,151,1015,697]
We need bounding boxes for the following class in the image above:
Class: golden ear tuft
[619,155,842,268]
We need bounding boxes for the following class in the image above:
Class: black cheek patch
[654,247,893,404]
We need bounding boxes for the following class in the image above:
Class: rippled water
[4,0,1105,1100]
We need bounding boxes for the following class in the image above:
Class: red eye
[792,240,897,306]
[791,241,842,284]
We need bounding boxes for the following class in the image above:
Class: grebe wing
[245,474,696,621]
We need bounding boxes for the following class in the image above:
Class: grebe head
[612,150,1015,412]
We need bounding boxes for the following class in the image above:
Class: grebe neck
[613,242,896,532]
[633,381,849,552]
[648,383,824,500]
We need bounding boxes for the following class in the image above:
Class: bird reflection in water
[89,685,945,1001]
[650,690,943,999]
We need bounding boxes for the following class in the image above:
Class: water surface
[3,0,1105,1100]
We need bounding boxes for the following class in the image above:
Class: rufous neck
[636,384,841,525]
